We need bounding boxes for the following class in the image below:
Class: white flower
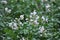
[30,10,37,15]
[19,22,22,24]
[15,18,18,20]
[8,22,18,30]
[30,12,33,15]
[45,17,48,22]
[5,7,8,11]
[36,15,39,20]
[46,4,50,8]
[42,16,48,22]
[25,18,28,20]
[1,0,7,4]
[46,9,51,12]
[30,19,33,22]
[20,15,24,20]
[13,22,17,27]
[33,10,37,15]
[8,22,13,27]
[7,9,11,13]
[34,20,39,25]
[12,22,18,30]
[39,26,45,33]
[42,16,45,20]
[19,22,23,26]
[5,7,11,13]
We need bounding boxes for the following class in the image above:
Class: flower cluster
[8,10,47,34]
[8,22,18,30]
[20,15,24,20]
[39,26,45,33]
[5,7,11,13]
[41,16,48,22]
[29,10,39,25]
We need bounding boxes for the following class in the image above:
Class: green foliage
[0,0,60,40]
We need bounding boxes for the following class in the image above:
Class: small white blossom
[1,0,7,4]
[46,18,48,22]
[15,18,18,20]
[36,15,39,20]
[30,12,33,15]
[30,10,37,15]
[39,26,45,33]
[19,22,22,24]
[42,16,45,20]
[30,19,33,22]
[42,16,48,22]
[8,22,18,30]
[46,4,50,9]
[7,9,11,13]
[5,7,11,13]
[20,15,24,20]
[8,22,13,27]
[19,22,23,26]
[13,23,17,27]
[5,7,8,11]
[34,20,39,25]
[12,22,18,30]
[46,9,51,12]
[25,18,28,20]
[33,10,37,15]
